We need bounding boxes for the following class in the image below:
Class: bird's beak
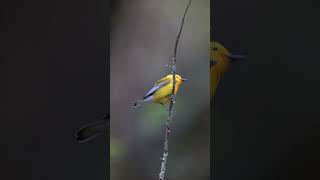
[228,54,246,62]
[182,78,188,81]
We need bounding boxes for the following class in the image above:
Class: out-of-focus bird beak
[182,78,188,81]
[228,54,246,62]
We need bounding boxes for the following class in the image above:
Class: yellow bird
[134,74,187,109]
[211,41,245,97]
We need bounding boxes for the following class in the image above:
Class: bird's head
[210,41,246,67]
[175,74,187,87]
[166,74,188,85]
[176,74,187,83]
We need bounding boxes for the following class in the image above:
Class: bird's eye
[212,47,218,51]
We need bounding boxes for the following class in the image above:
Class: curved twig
[158,0,192,179]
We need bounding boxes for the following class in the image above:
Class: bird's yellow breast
[152,81,182,104]
[210,42,231,98]
[211,65,220,97]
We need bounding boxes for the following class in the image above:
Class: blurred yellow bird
[134,74,187,109]
[211,41,245,97]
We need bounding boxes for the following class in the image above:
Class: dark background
[212,0,320,179]
[2,0,110,179]
[1,0,320,180]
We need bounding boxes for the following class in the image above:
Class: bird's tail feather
[75,118,109,143]
[133,100,143,107]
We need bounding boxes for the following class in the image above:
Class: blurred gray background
[110,0,210,179]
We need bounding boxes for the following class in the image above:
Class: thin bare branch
[159,0,192,180]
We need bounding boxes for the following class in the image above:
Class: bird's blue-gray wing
[143,80,170,99]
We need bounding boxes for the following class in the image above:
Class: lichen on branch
[158,0,192,180]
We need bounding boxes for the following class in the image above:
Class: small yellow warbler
[133,74,187,108]
[211,41,245,97]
